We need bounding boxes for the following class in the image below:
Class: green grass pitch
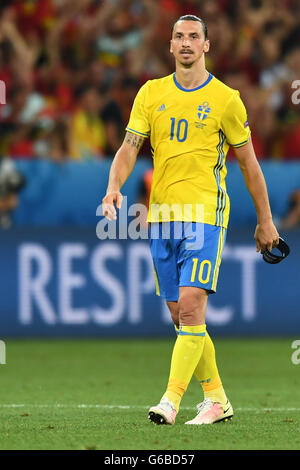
[0,337,299,450]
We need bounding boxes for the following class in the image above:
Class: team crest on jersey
[195,102,211,129]
[198,102,211,120]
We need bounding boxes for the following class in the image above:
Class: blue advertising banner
[13,160,300,227]
[0,226,299,337]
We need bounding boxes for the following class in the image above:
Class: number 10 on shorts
[190,258,212,284]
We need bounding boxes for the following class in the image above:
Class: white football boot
[148,397,177,425]
[185,398,233,425]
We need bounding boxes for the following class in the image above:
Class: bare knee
[167,301,179,328]
[178,288,208,325]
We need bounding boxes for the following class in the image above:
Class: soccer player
[102,15,279,425]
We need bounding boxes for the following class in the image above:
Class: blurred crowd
[0,0,299,162]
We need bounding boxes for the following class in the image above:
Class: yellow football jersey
[126,72,250,228]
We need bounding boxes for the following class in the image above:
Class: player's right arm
[102,131,145,220]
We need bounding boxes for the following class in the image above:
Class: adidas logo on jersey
[157,104,166,111]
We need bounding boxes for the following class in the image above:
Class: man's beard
[178,57,195,68]
[177,50,202,67]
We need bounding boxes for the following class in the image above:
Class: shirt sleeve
[125,81,150,138]
[220,91,251,147]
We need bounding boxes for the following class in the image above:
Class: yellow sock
[193,331,227,406]
[202,382,227,406]
[163,324,207,412]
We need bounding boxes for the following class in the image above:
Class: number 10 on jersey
[170,118,188,142]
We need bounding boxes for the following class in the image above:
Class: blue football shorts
[149,222,227,301]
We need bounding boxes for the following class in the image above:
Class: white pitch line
[0,404,300,412]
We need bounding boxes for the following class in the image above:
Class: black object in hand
[262,237,290,264]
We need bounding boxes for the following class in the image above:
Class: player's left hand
[254,219,279,254]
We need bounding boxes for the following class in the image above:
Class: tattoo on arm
[125,132,145,150]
